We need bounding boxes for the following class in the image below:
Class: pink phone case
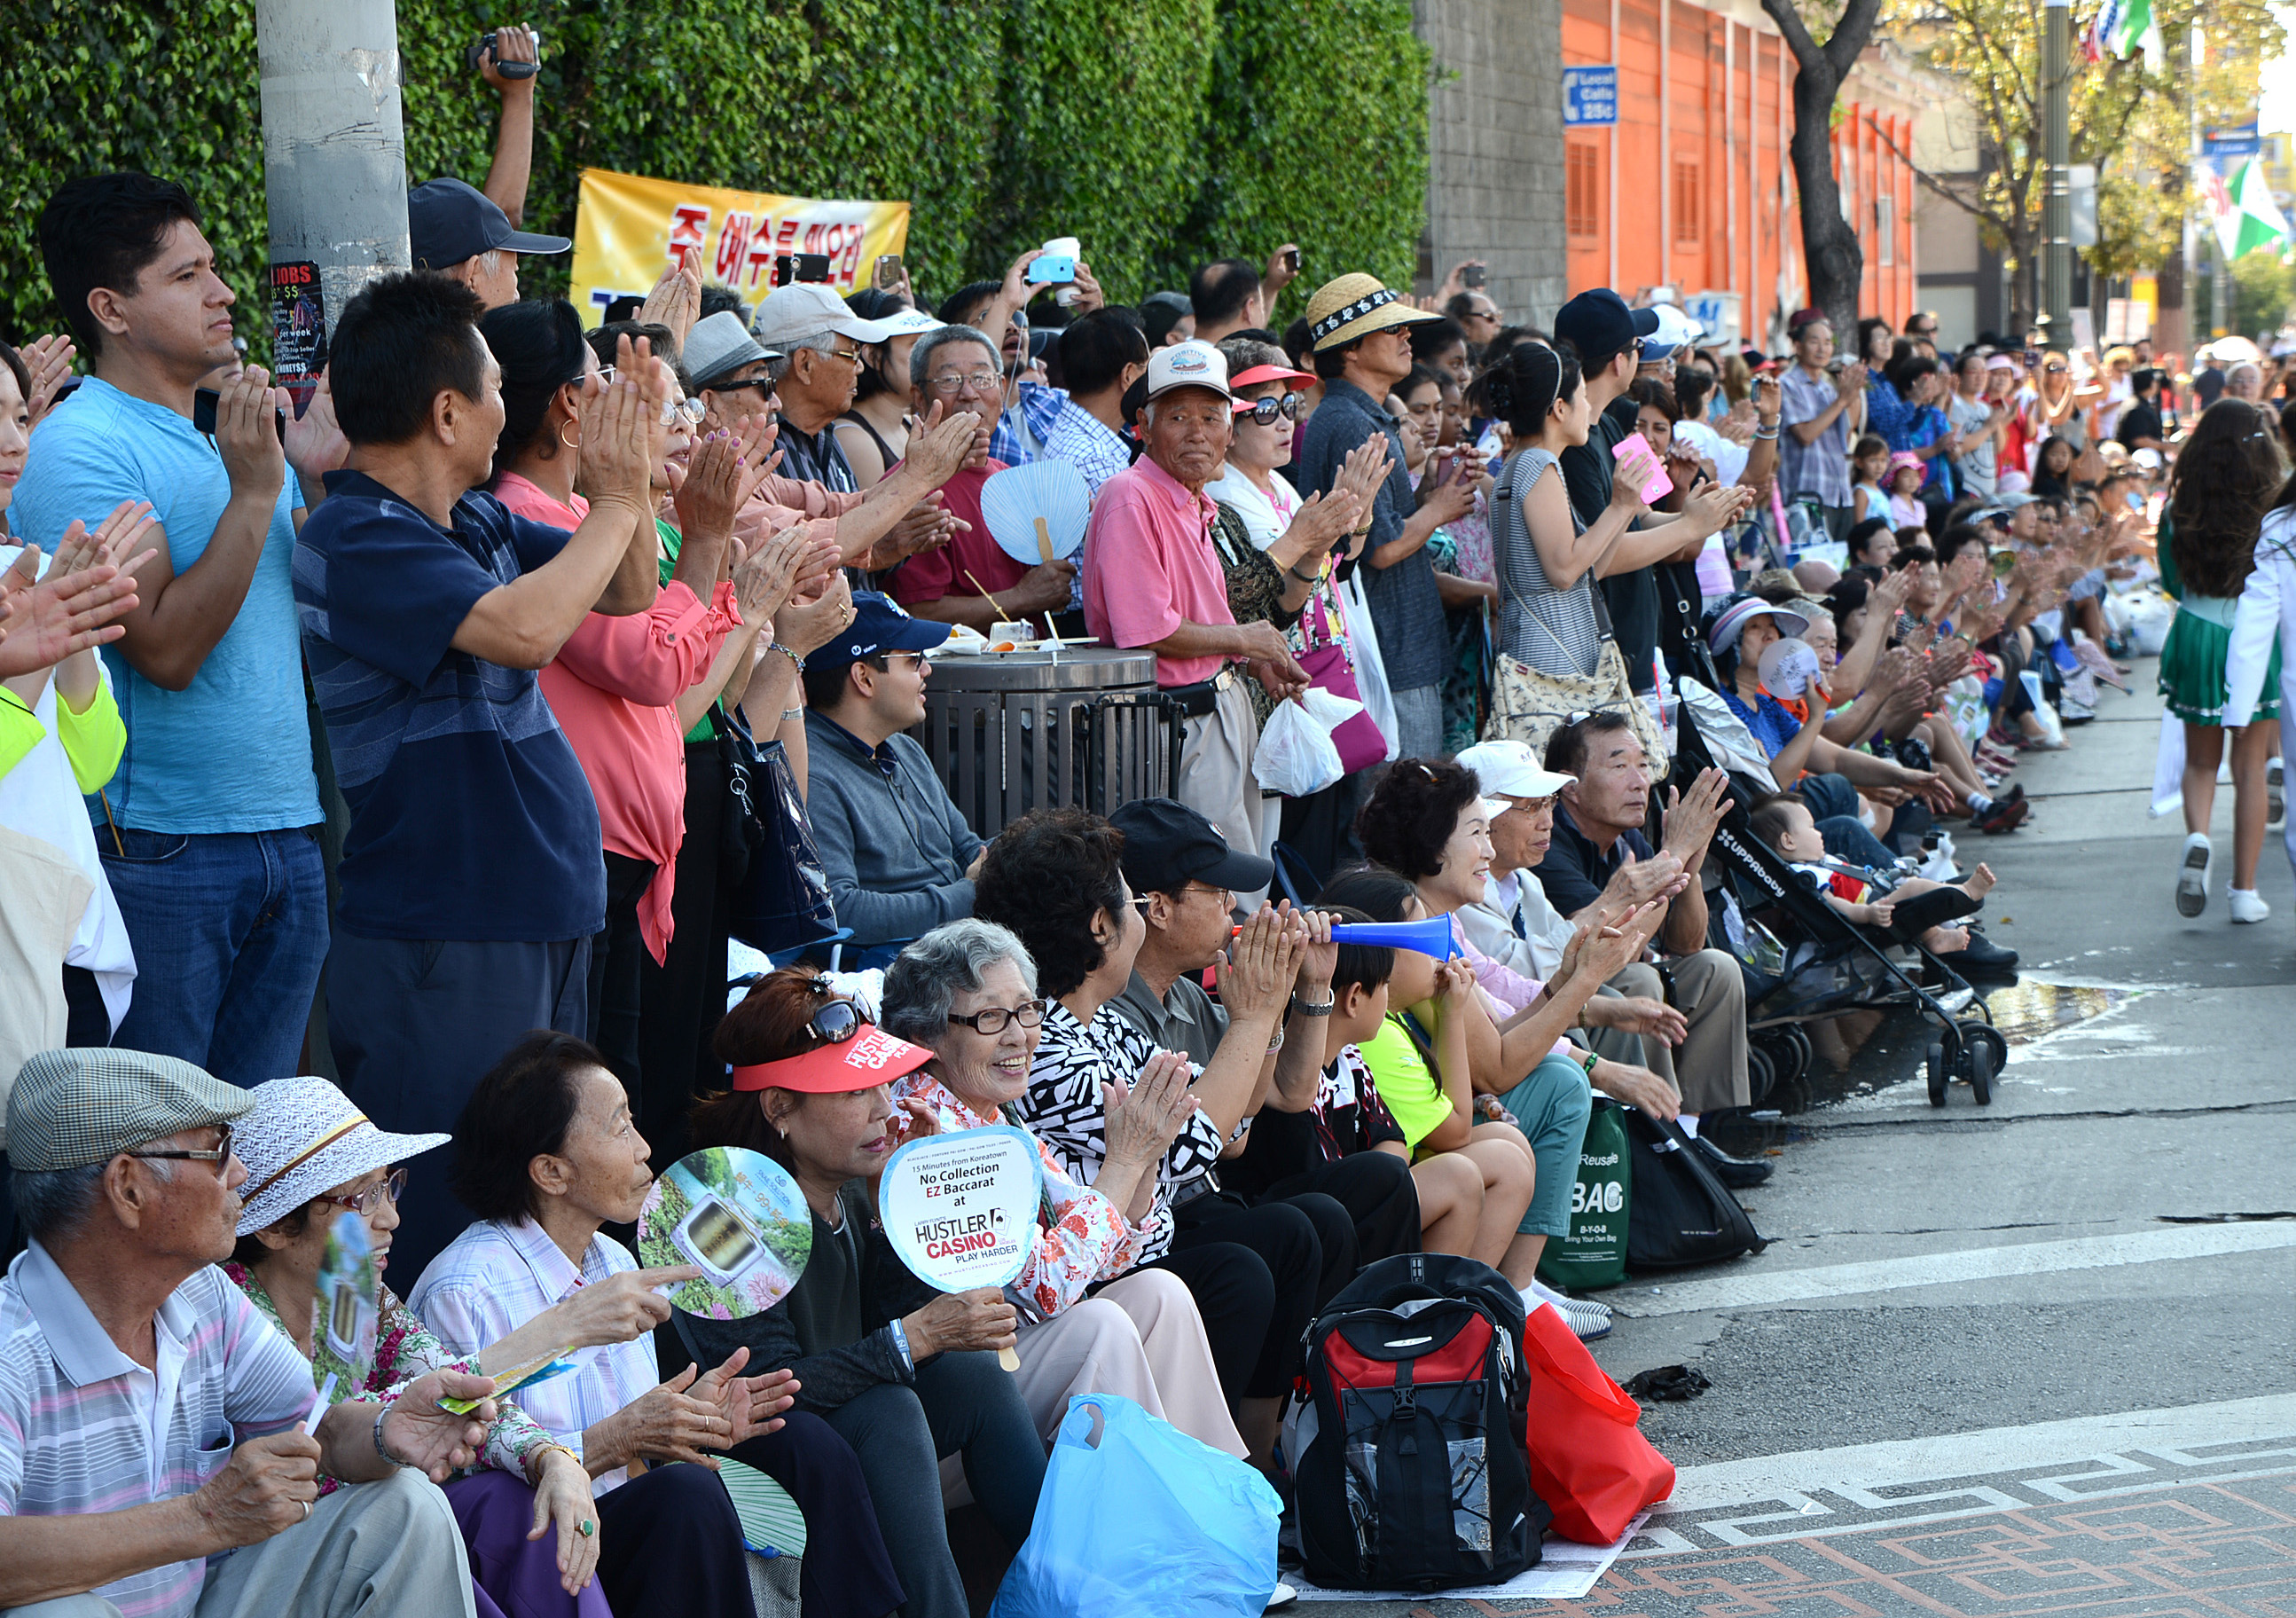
[1612,437,1673,505]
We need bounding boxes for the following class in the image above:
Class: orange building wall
[1560,0,1914,348]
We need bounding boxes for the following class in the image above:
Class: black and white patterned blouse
[1020,1000,1230,1264]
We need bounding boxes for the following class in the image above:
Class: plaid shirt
[1779,365,1855,508]
[407,1217,657,1493]
[986,381,1087,471]
[0,1244,315,1618]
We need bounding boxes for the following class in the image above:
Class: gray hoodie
[803,711,983,950]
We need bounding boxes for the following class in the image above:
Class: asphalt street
[1295,662,2296,1618]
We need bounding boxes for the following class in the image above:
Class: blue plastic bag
[988,1394,1281,1618]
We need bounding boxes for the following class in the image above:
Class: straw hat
[1305,273,1442,352]
[233,1076,451,1237]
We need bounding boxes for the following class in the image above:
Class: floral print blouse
[890,1068,1143,1319]
[224,1261,552,1495]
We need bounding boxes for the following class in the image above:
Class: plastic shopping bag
[989,1394,1281,1618]
[1253,695,1344,797]
[1297,685,1366,732]
[1521,1303,1675,1543]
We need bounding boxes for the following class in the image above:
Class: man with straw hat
[1292,273,1476,761]
[0,1049,490,1617]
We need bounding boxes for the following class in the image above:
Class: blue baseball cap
[408,177,570,271]
[1553,288,1662,364]
[803,592,954,673]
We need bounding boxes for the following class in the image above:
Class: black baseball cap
[1109,798,1274,899]
[801,592,953,673]
[408,178,571,271]
[1552,289,1661,363]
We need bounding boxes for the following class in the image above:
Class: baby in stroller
[1749,791,1998,953]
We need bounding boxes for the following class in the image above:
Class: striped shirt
[0,1244,315,1618]
[408,1218,656,1493]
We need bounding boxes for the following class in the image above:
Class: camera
[1460,263,1486,290]
[1027,254,1077,287]
[192,387,286,444]
[772,254,834,287]
[466,30,538,79]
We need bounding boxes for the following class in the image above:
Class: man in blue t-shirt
[13,173,349,1084]
[294,271,662,1275]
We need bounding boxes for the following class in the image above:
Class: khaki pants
[9,1468,475,1618]
[1582,951,1749,1116]
[1179,678,1264,868]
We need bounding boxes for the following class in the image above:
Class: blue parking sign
[1563,67,1618,128]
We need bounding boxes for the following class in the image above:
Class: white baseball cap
[1454,739,1575,800]
[751,281,897,350]
[1144,339,1232,402]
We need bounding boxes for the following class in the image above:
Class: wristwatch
[1289,994,1335,1017]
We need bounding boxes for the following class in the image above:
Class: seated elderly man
[1107,798,1422,1276]
[1510,720,1774,1188]
[0,1049,492,1618]
[1084,342,1307,863]
[801,592,983,958]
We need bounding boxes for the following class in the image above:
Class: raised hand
[377,1369,497,1481]
[639,249,704,348]
[1102,1048,1198,1167]
[905,403,980,487]
[672,429,753,544]
[282,367,349,489]
[536,1263,696,1348]
[573,339,654,510]
[776,568,852,657]
[1683,480,1754,536]
[215,363,287,502]
[20,334,76,430]
[1216,904,1299,1025]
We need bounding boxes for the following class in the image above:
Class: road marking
[1613,1221,2296,1316]
[1631,1394,2296,1553]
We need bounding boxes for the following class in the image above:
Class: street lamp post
[2041,0,2073,342]
[253,0,410,409]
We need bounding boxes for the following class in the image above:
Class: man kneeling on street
[1484,722,1772,1188]
[0,1049,495,1618]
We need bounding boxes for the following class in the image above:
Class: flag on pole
[2087,0,2164,60]
[2212,158,2292,261]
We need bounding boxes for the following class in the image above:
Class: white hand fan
[980,460,1091,569]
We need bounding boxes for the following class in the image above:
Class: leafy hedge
[1,0,1429,354]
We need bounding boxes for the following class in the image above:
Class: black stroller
[1666,690,2007,1108]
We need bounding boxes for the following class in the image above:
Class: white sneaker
[2176,833,2213,917]
[2229,887,2271,924]
[1265,1582,1299,1612]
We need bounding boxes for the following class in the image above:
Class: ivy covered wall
[2,0,1430,349]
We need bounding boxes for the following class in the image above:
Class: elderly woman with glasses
[679,969,1048,1618]
[879,920,1247,1460]
[224,1077,623,1616]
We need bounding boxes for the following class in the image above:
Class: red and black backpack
[1291,1252,1549,1591]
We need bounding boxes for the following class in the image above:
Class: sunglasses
[128,1123,235,1178]
[803,981,863,1046]
[1234,392,1305,425]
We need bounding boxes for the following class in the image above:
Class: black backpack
[1623,1111,1767,1270]
[1293,1253,1549,1591]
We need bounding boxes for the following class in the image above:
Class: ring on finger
[578,1518,596,1538]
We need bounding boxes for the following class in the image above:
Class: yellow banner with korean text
[569,167,911,325]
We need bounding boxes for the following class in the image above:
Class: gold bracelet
[529,1442,582,1481]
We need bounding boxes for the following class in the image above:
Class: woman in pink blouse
[479,300,801,1096]
[879,920,1245,1463]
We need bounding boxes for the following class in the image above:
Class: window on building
[1672,160,1701,245]
[1877,192,1895,266]
[1568,143,1601,240]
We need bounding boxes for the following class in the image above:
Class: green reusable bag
[1538,1098,1630,1291]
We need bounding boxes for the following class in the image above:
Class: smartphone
[1283,247,1301,275]
[1461,263,1487,290]
[192,386,286,444]
[772,253,834,287]
[874,254,904,291]
[2024,347,2040,370]
[1027,254,1077,286]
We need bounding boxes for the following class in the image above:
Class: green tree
[1760,0,1888,342]
[1882,0,2283,333]
[2228,245,2296,336]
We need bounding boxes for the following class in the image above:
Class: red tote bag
[1520,1302,1676,1543]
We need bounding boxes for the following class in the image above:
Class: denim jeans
[1795,773,1897,870]
[99,826,327,1086]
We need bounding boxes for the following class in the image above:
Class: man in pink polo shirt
[1084,340,1305,861]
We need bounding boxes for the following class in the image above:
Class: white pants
[937,1269,1246,1506]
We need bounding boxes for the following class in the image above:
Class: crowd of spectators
[6,35,2296,1617]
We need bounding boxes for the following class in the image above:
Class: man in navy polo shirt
[294,271,662,1276]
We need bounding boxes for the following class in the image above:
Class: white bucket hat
[233,1076,451,1237]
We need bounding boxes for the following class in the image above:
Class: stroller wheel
[1926,1041,1949,1106]
[1962,1022,2009,1079]
[1783,1025,1814,1086]
[1746,1042,1776,1108]
[1969,1039,1996,1104]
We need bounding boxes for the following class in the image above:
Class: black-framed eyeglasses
[313,1167,409,1216]
[127,1123,235,1178]
[1234,392,1305,426]
[947,1000,1048,1034]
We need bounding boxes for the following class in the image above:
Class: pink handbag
[1297,585,1387,774]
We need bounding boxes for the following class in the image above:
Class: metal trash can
[913,646,1183,840]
